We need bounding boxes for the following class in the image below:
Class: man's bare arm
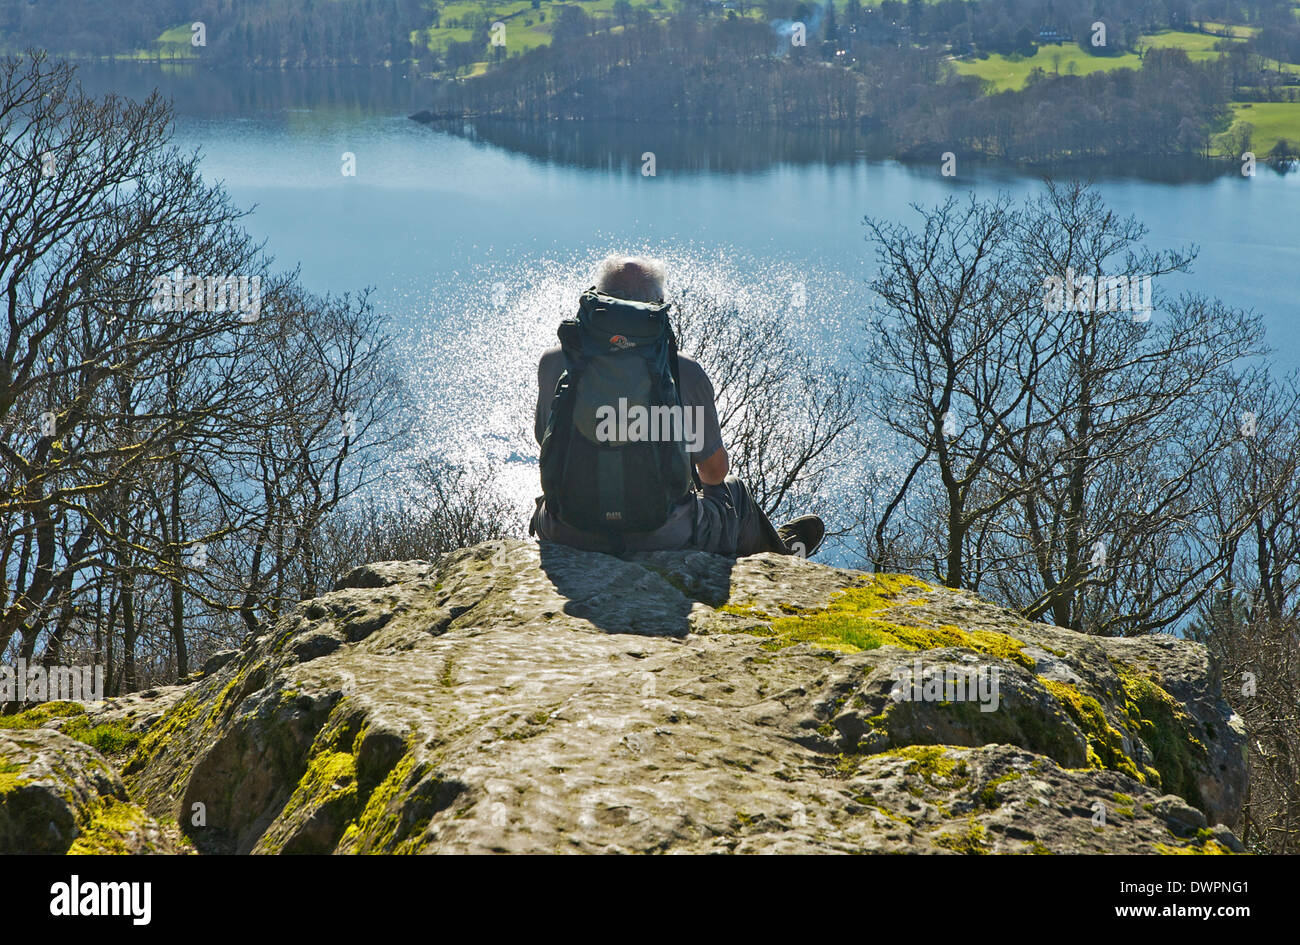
[697,446,729,486]
[535,358,551,446]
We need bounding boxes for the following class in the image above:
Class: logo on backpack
[609,334,635,349]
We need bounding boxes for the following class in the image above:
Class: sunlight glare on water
[381,243,881,553]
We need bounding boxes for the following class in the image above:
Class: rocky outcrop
[0,726,183,854]
[0,540,1248,854]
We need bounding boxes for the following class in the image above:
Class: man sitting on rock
[529,254,824,558]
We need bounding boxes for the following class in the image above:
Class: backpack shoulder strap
[557,318,587,376]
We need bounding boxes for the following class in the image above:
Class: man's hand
[696,446,729,486]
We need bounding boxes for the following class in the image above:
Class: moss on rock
[61,718,140,756]
[123,695,202,776]
[1112,660,1208,811]
[0,701,86,729]
[978,769,1024,809]
[0,759,28,795]
[935,816,989,854]
[1038,677,1144,781]
[723,574,1034,666]
[337,751,438,854]
[1154,838,1233,855]
[881,744,971,791]
[66,798,156,855]
[66,541,1246,853]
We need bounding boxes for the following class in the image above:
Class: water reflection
[72,62,438,118]
[72,62,1264,183]
[419,117,891,174]
[421,118,1246,182]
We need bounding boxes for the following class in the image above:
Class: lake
[74,65,1300,551]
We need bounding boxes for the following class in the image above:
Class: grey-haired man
[529,255,824,558]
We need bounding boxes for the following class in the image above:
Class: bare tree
[1189,373,1300,852]
[858,182,1266,635]
[0,55,431,695]
[306,460,516,588]
[670,281,861,529]
[0,53,267,664]
[859,193,1041,588]
[203,287,408,631]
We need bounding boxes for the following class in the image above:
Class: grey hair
[594,255,667,303]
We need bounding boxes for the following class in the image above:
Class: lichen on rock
[0,540,1250,854]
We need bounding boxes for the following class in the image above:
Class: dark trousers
[693,475,790,557]
[529,474,790,558]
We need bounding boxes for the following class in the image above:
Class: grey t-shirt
[532,345,725,550]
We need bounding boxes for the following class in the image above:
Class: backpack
[539,287,693,535]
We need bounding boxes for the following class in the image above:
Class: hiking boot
[777,515,825,558]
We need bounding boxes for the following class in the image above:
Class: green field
[1199,22,1259,38]
[1223,102,1300,156]
[119,23,198,60]
[951,31,1245,91]
[952,28,1300,93]
[133,1,683,65]
[952,45,1142,88]
[950,28,1300,156]
[1142,29,1239,56]
[419,0,682,60]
